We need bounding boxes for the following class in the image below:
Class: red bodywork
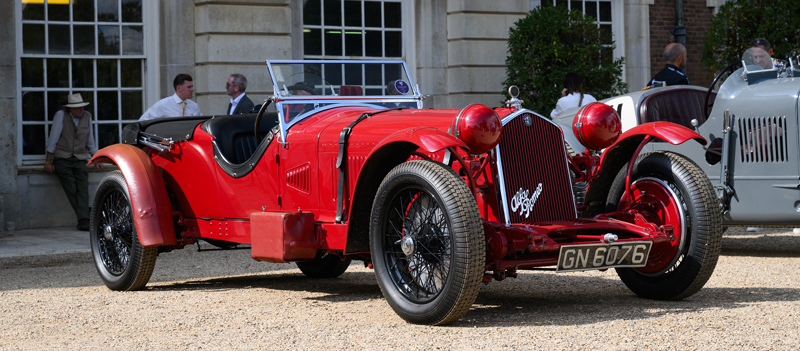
[90,103,705,279]
[573,102,622,151]
[92,145,176,246]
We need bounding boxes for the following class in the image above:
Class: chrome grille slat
[495,112,577,224]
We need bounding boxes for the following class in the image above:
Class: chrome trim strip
[573,104,591,148]
[275,103,394,142]
[499,108,558,128]
[452,104,479,138]
[138,132,173,152]
[494,140,511,224]
[139,139,171,152]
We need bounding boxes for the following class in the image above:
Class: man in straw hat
[44,93,103,231]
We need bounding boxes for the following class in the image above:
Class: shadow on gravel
[721,230,800,257]
[145,269,800,328]
[0,252,93,270]
[448,273,800,327]
[4,251,798,327]
[146,270,383,303]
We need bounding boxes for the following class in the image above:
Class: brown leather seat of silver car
[639,89,715,129]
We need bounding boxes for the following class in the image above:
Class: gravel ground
[1,227,799,350]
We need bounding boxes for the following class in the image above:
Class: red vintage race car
[89,60,722,325]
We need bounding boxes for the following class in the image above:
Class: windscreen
[267,60,419,126]
[269,61,413,98]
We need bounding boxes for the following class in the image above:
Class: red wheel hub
[620,178,684,274]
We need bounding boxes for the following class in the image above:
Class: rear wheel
[370,160,484,325]
[296,252,351,278]
[90,171,157,291]
[607,151,722,300]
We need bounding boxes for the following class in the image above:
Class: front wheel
[90,171,157,291]
[370,160,484,325]
[607,151,722,300]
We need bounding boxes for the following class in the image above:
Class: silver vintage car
[555,48,800,228]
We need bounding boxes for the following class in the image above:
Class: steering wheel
[705,62,742,117]
[253,98,273,143]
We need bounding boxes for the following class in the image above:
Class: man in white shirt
[226,73,254,115]
[139,74,202,121]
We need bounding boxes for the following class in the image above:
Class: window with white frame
[18,0,147,164]
[539,0,620,63]
[302,0,404,95]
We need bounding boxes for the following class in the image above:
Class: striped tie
[181,101,186,116]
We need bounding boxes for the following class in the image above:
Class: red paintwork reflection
[616,121,707,146]
[454,104,503,154]
[616,179,683,273]
[573,102,621,150]
[90,144,176,246]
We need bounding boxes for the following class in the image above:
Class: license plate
[556,241,652,272]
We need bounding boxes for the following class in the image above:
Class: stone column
[160,1,197,102]
[624,0,653,92]
[414,0,449,108]
[194,0,292,114]
[0,0,20,230]
[444,0,527,109]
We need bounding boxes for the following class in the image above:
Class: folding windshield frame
[789,57,800,78]
[266,60,422,143]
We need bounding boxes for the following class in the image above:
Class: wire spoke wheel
[97,189,134,275]
[371,160,483,325]
[384,188,452,302]
[90,170,157,291]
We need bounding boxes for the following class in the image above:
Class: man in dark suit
[226,73,255,114]
[647,43,689,87]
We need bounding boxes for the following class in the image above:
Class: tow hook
[601,233,618,243]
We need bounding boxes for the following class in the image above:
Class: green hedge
[701,0,800,75]
[504,6,626,116]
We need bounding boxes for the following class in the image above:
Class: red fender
[619,121,706,146]
[371,126,468,155]
[600,122,706,168]
[90,144,177,247]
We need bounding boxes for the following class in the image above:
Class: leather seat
[202,113,279,165]
[339,85,363,96]
[639,89,715,128]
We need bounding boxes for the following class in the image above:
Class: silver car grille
[736,116,788,163]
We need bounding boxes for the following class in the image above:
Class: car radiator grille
[736,116,788,163]
[495,112,577,224]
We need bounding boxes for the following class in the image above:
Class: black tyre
[90,171,157,291]
[607,151,722,300]
[296,252,352,278]
[370,160,484,325]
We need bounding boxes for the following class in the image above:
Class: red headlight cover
[453,104,503,155]
[572,102,621,151]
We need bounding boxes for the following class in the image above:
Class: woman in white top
[550,72,596,119]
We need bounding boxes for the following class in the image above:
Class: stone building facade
[1,0,726,230]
